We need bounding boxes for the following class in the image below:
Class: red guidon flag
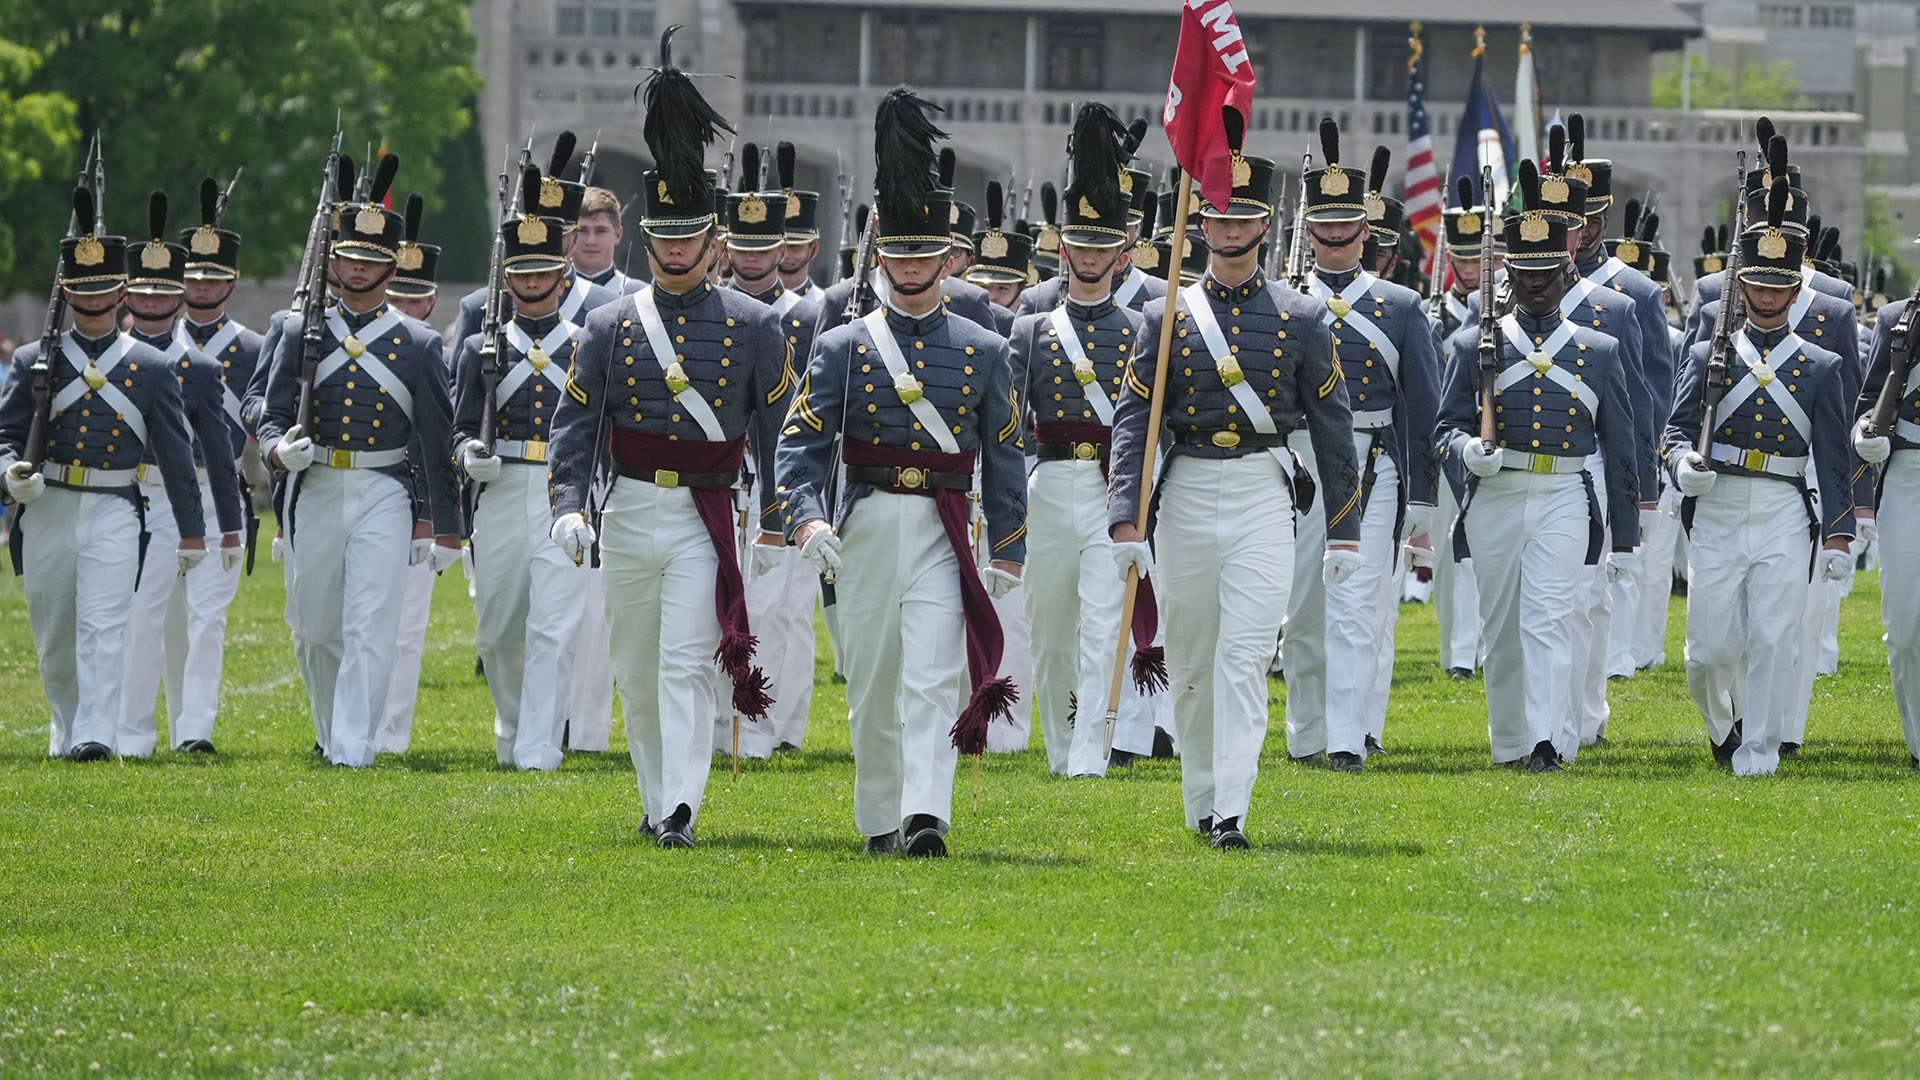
[1163,0,1257,212]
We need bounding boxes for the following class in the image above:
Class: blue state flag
[1448,50,1516,211]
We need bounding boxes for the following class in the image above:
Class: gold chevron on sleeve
[992,523,1026,551]
[788,370,824,432]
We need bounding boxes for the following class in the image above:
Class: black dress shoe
[1329,751,1365,773]
[638,816,657,839]
[1289,751,1327,767]
[864,831,903,855]
[1712,720,1744,767]
[1525,741,1564,773]
[656,804,695,849]
[1195,815,1214,841]
[1779,742,1801,758]
[178,739,217,754]
[311,742,324,759]
[1107,749,1140,768]
[1152,728,1177,759]
[1210,816,1250,850]
[903,814,947,856]
[68,742,112,762]
[1447,667,1473,680]
[1364,734,1387,757]
[474,655,485,678]
[1911,754,1919,772]
[775,741,800,753]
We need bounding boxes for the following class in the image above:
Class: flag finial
[1473,25,1487,58]
[1408,22,1424,67]
[1519,23,1532,55]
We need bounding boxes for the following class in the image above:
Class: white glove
[275,426,314,473]
[1658,481,1683,517]
[1464,437,1501,479]
[1323,546,1364,586]
[1112,540,1154,583]
[1858,513,1880,545]
[1402,540,1437,569]
[220,537,244,572]
[551,512,597,566]
[750,541,785,578]
[1401,503,1435,543]
[409,537,433,566]
[177,544,208,575]
[1854,419,1892,464]
[270,535,287,564]
[1675,452,1716,497]
[4,461,46,505]
[460,439,501,483]
[1820,547,1853,582]
[798,525,842,583]
[983,565,1020,599]
[1606,549,1637,584]
[429,542,462,573]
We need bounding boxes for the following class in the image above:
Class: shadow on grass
[1254,835,1428,859]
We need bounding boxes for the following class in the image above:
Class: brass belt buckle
[654,469,680,489]
[1211,431,1240,449]
[1741,448,1766,472]
[329,448,353,469]
[897,466,928,490]
[58,464,86,485]
[523,439,549,463]
[1528,453,1555,474]
[1072,442,1098,461]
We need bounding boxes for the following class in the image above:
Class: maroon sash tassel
[842,441,1017,751]
[1034,421,1166,695]
[612,429,771,721]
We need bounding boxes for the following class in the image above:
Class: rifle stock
[1696,150,1749,457]
[22,138,101,473]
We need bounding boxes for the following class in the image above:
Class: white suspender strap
[496,320,575,403]
[1309,270,1401,381]
[1046,306,1114,426]
[1496,314,1598,415]
[55,335,146,446]
[772,288,804,318]
[1182,281,1277,435]
[633,288,726,441]
[1114,266,1146,310]
[1444,291,1471,328]
[1723,332,1813,443]
[859,308,962,453]
[557,275,595,322]
[184,322,246,428]
[1787,286,1816,329]
[322,310,413,419]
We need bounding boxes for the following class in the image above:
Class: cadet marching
[12,25,1920,855]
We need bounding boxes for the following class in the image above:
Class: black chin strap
[511,277,563,306]
[644,229,713,279]
[69,297,121,319]
[881,265,940,297]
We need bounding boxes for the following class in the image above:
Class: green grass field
[3,550,1919,1078]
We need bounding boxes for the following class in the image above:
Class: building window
[1758,4,1805,27]
[1046,21,1104,91]
[557,0,653,39]
[1809,4,1854,28]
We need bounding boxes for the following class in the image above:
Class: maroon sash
[609,429,771,719]
[1030,421,1166,693]
[842,440,1017,753]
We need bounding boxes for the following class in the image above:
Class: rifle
[1696,150,1749,457]
[291,122,346,437]
[214,168,243,227]
[21,136,103,473]
[834,151,852,250]
[1475,164,1499,445]
[578,129,602,187]
[1426,163,1454,324]
[1867,283,1920,437]
[841,193,878,320]
[1284,151,1312,290]
[478,140,539,456]
[1265,175,1287,280]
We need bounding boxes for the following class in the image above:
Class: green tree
[1861,188,1913,300]
[0,37,80,283]
[1652,54,1809,110]
[0,0,481,293]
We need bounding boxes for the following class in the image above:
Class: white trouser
[1565,457,1613,754]
[280,525,321,748]
[985,574,1033,755]
[1781,463,1847,747]
[1112,622,1171,758]
[289,465,413,767]
[1605,508,1653,678]
[121,478,241,754]
[1432,482,1482,671]
[377,559,433,755]
[1633,499,1682,668]
[23,487,141,756]
[1024,459,1128,776]
[752,545,818,749]
[472,462,590,770]
[1683,474,1811,777]
[566,568,615,751]
[601,476,721,825]
[838,491,969,838]
[1158,453,1295,828]
[1284,431,1396,758]
[1879,453,1920,760]
[1464,471,1588,762]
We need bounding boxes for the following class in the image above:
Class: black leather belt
[845,465,971,493]
[1172,430,1285,450]
[612,463,739,489]
[1035,440,1109,462]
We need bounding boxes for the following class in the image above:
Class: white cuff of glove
[1323,546,1365,586]
[461,439,501,482]
[982,565,1020,599]
[799,526,842,583]
[1853,419,1892,464]
[429,542,462,573]
[4,462,46,505]
[1858,515,1880,544]
[1464,438,1501,478]
[177,545,208,574]
[1606,550,1637,584]
[1401,503,1435,542]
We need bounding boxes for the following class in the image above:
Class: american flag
[1404,28,1444,274]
